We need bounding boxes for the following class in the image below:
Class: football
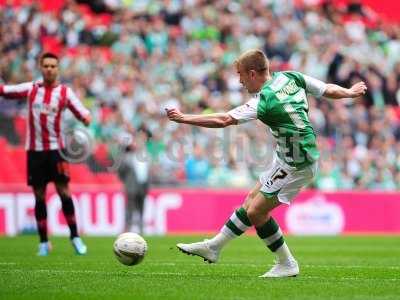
[113,232,148,266]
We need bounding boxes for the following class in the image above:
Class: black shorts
[27,150,70,186]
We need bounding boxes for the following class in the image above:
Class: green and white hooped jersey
[228,71,327,169]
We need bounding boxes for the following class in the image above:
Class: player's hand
[82,114,92,126]
[349,81,367,98]
[165,108,185,123]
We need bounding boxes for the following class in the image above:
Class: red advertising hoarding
[0,186,399,236]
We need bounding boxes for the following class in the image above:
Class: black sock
[35,199,48,243]
[60,196,78,239]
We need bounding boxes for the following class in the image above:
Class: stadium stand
[0,0,399,189]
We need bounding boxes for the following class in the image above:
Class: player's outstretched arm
[323,81,367,99]
[0,82,33,99]
[166,108,237,128]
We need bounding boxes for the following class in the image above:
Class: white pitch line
[0,262,399,271]
[152,262,400,270]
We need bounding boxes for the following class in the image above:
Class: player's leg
[176,182,261,263]
[207,181,261,249]
[55,181,87,255]
[55,181,77,238]
[51,150,87,254]
[33,185,48,243]
[255,161,316,277]
[27,150,51,255]
[125,192,136,231]
[33,184,51,256]
[247,193,298,277]
[135,190,146,235]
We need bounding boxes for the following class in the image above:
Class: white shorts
[259,155,317,205]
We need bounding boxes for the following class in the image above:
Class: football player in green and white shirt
[166,49,367,278]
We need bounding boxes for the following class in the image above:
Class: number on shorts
[265,167,289,188]
[271,168,288,182]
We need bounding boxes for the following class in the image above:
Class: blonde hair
[235,49,269,74]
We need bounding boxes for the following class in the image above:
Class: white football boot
[259,259,299,278]
[71,237,88,255]
[37,241,52,256]
[176,240,219,263]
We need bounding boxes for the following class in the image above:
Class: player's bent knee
[56,187,71,199]
[246,208,263,227]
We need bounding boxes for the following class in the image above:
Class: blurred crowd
[0,0,399,190]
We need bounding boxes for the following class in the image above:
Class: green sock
[209,207,251,250]
[256,217,284,251]
[222,207,252,237]
[256,217,294,262]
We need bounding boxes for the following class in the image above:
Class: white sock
[275,242,295,263]
[207,232,234,251]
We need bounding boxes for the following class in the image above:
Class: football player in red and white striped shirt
[0,52,91,256]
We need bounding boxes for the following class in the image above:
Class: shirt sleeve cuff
[316,84,327,98]
[227,110,241,123]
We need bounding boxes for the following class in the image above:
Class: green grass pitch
[0,235,399,300]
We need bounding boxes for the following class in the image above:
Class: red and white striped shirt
[0,81,90,151]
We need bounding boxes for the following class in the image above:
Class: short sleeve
[228,96,259,124]
[303,75,327,98]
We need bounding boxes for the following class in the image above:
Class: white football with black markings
[113,232,148,266]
